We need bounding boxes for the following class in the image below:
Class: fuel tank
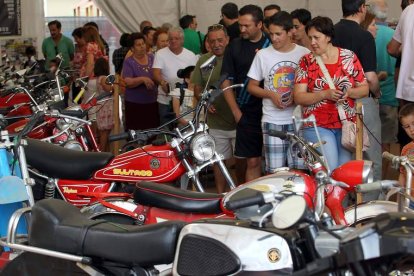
[94,143,186,183]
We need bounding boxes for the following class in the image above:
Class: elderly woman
[122,32,159,130]
[293,16,369,170]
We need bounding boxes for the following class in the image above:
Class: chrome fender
[344,200,413,225]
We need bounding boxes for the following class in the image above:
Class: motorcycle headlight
[190,133,216,162]
[63,140,83,151]
[56,118,71,130]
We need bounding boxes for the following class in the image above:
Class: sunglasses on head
[208,24,224,32]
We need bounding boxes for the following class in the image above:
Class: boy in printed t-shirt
[247,11,309,173]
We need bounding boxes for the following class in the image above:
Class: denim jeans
[303,127,352,171]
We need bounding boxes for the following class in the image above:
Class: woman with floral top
[293,16,369,170]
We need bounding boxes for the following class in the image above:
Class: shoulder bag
[315,55,370,152]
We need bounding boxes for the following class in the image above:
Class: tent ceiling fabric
[94,0,402,34]
[94,0,182,33]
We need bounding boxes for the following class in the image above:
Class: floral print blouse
[295,48,366,129]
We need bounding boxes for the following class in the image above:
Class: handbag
[315,56,370,152]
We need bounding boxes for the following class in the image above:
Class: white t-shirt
[393,4,414,102]
[170,87,194,121]
[248,44,309,124]
[153,47,197,105]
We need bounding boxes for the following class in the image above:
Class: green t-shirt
[191,52,236,130]
[183,28,204,55]
[376,25,398,107]
[42,35,74,69]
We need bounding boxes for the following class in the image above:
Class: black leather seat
[25,138,114,179]
[0,106,13,115]
[29,199,185,266]
[134,181,223,214]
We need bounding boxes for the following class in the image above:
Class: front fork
[172,137,236,192]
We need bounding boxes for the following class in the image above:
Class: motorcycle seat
[25,138,114,180]
[30,199,185,266]
[134,181,223,214]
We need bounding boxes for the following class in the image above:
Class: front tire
[344,200,413,226]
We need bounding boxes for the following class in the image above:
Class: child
[398,103,414,207]
[93,57,113,152]
[170,66,195,126]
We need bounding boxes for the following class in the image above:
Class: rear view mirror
[75,76,89,88]
[105,74,115,85]
[200,55,216,70]
[292,105,303,132]
[272,195,307,229]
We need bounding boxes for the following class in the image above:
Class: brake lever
[330,179,350,189]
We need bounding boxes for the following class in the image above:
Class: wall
[0,0,45,60]
[43,0,79,17]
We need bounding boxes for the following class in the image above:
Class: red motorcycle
[81,142,373,226]
[5,76,110,152]
[7,97,105,152]
[80,114,380,226]
[24,83,238,214]
[1,55,70,121]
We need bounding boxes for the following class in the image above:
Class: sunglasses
[208,24,224,32]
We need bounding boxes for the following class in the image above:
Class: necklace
[133,55,150,73]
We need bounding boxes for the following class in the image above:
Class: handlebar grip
[382,151,397,161]
[21,112,45,137]
[225,192,265,211]
[356,181,383,193]
[109,132,130,142]
[60,109,85,118]
[268,129,288,140]
[356,180,398,193]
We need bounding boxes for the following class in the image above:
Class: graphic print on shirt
[268,61,296,106]
[406,147,414,163]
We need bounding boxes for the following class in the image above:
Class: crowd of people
[40,0,414,197]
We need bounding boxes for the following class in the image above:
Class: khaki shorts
[380,104,398,144]
[209,128,236,160]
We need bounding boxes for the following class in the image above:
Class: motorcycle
[6,76,111,152]
[23,75,237,212]
[0,125,36,269]
[0,54,70,121]
[4,179,412,275]
[79,109,377,226]
[345,151,414,225]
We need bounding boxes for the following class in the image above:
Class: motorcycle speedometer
[190,133,216,162]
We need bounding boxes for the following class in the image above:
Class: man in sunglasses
[42,20,74,70]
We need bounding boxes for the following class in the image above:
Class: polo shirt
[42,35,74,69]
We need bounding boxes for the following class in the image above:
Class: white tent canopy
[95,0,402,34]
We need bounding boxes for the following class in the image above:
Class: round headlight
[63,140,84,151]
[56,118,70,130]
[190,133,216,162]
